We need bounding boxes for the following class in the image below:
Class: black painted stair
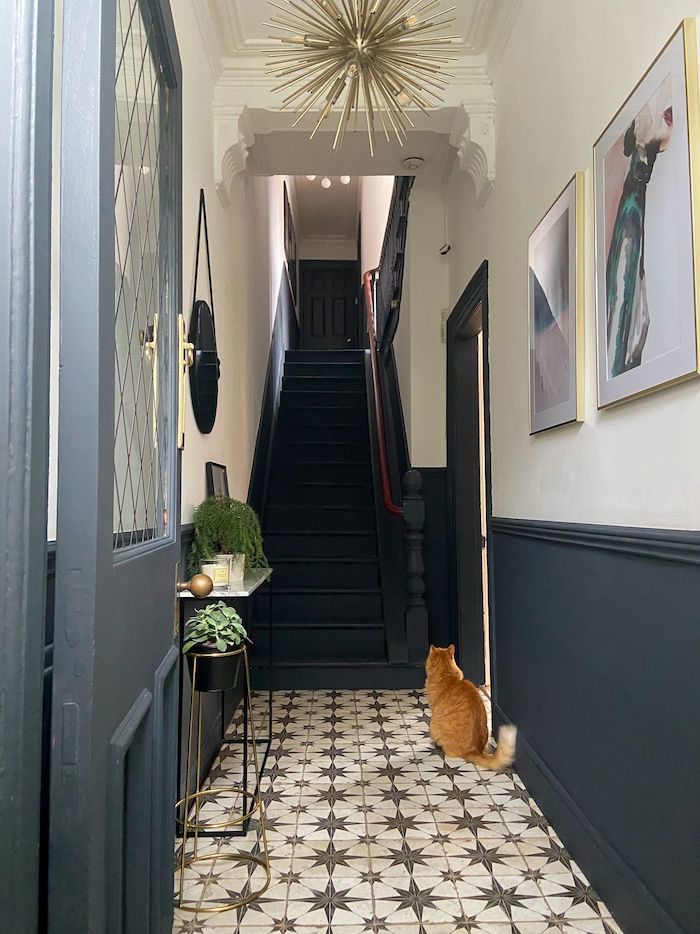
[256,349,389,681]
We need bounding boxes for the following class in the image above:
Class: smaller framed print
[594,18,700,407]
[205,462,229,498]
[528,173,585,433]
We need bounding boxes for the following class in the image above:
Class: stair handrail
[364,268,404,518]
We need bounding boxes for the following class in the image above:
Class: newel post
[402,469,429,663]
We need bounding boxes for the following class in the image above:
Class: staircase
[256,348,389,684]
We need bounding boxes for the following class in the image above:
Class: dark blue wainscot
[490,517,700,934]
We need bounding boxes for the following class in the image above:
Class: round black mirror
[188,299,219,434]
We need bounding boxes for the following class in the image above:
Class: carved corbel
[214,105,255,206]
[450,102,496,206]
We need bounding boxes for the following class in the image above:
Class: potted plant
[182,601,250,692]
[188,496,268,581]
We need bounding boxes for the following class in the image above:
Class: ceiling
[215,0,520,67]
[292,175,361,243]
[246,110,459,183]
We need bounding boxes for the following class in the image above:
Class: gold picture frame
[593,18,700,408]
[528,172,585,434]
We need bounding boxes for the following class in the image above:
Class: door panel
[49,0,182,930]
[300,260,359,349]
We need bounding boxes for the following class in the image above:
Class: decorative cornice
[449,99,496,206]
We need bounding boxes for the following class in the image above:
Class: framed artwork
[205,462,229,498]
[528,173,585,433]
[594,18,700,408]
[283,181,297,307]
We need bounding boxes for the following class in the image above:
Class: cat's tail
[466,724,517,771]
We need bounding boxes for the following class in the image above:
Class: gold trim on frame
[528,171,586,435]
[593,18,700,410]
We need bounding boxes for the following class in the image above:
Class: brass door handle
[178,313,195,449]
[177,574,214,598]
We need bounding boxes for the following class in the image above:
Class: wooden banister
[364,269,404,518]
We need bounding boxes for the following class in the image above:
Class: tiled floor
[174,690,621,934]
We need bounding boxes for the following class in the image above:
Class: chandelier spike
[266,0,459,154]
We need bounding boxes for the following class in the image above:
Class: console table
[177,567,273,836]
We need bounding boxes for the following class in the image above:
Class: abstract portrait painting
[594,19,700,407]
[528,174,584,433]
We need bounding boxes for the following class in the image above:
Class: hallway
[174,691,619,933]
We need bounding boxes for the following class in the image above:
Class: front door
[300,260,359,350]
[49,1,182,932]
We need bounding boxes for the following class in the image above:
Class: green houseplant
[183,601,249,692]
[188,496,267,578]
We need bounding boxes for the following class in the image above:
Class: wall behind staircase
[174,0,292,522]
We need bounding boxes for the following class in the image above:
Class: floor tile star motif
[172,689,621,933]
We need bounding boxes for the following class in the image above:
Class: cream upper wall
[360,176,395,274]
[401,185,450,466]
[173,0,287,523]
[442,1,700,529]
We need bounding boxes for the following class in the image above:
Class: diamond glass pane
[114,0,171,550]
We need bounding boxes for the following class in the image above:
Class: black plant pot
[186,646,242,693]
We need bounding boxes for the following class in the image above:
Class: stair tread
[253,620,384,629]
[271,556,378,564]
[270,481,370,488]
[266,530,375,536]
[267,586,382,594]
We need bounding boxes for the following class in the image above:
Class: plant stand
[177,568,273,838]
[175,643,270,914]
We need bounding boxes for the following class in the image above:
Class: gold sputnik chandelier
[265,0,459,154]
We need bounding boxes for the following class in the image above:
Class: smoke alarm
[401,157,425,171]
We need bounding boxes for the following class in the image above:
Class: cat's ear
[429,644,435,653]
[448,644,455,657]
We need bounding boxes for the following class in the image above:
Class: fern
[188,496,268,577]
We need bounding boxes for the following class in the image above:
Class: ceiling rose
[265,0,459,155]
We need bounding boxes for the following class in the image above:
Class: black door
[300,260,359,350]
[446,262,493,687]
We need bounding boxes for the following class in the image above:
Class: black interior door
[446,262,492,687]
[300,260,359,350]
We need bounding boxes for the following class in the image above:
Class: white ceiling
[217,0,520,66]
[248,123,457,186]
[292,175,360,242]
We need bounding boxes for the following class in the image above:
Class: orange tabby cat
[425,644,516,770]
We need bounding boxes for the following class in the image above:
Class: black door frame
[0,1,53,930]
[446,261,494,689]
[299,259,360,349]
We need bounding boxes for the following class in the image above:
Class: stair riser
[284,362,365,378]
[274,442,369,464]
[283,376,366,393]
[265,533,378,560]
[279,407,367,427]
[281,391,365,408]
[271,463,371,483]
[250,627,386,664]
[262,592,383,619]
[268,483,373,508]
[287,350,365,364]
[276,424,368,444]
[273,562,380,589]
[267,507,375,532]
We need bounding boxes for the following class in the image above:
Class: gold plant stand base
[175,645,271,914]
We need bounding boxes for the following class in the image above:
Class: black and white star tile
[174,690,623,933]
